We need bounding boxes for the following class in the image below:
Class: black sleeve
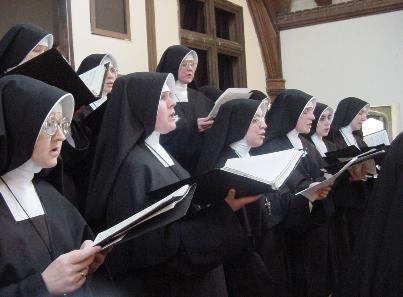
[107,158,247,278]
[0,273,51,297]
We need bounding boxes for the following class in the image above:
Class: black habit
[252,89,337,297]
[60,54,113,212]
[334,132,403,297]
[198,98,292,297]
[156,45,214,175]
[0,75,102,297]
[327,97,372,273]
[0,23,51,74]
[86,72,246,297]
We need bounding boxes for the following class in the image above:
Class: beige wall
[280,10,403,137]
[70,0,149,74]
[70,0,266,92]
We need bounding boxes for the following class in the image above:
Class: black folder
[149,169,279,206]
[324,145,387,174]
[149,150,303,205]
[7,49,97,110]
[93,183,196,249]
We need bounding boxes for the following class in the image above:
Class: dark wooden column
[247,0,286,100]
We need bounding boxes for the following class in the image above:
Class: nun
[252,89,336,297]
[0,23,53,74]
[330,97,369,150]
[85,72,259,297]
[334,132,403,297]
[60,53,119,212]
[197,98,295,297]
[306,102,337,156]
[76,53,119,110]
[249,89,269,101]
[327,97,372,273]
[156,45,214,175]
[0,75,107,297]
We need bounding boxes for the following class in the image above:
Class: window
[90,0,131,40]
[179,0,247,90]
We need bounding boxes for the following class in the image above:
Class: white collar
[340,125,358,147]
[230,136,251,158]
[174,81,188,102]
[145,131,175,167]
[287,129,303,150]
[311,133,328,157]
[0,159,44,221]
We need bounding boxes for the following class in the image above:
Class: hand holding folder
[296,148,386,198]
[149,149,303,205]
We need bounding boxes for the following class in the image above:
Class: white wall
[70,0,266,92]
[70,0,149,74]
[280,10,403,136]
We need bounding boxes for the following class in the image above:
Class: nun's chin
[159,123,176,134]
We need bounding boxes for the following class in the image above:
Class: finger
[80,240,94,249]
[72,255,96,272]
[238,195,260,205]
[69,246,101,264]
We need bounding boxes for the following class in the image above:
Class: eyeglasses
[179,61,198,69]
[41,115,71,136]
[108,65,118,74]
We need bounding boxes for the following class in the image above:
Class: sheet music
[92,184,190,247]
[364,129,390,147]
[223,149,303,190]
[79,63,108,97]
[296,149,385,197]
[208,88,250,118]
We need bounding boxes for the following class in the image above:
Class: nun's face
[24,45,48,63]
[155,91,177,134]
[103,65,118,94]
[178,59,196,85]
[32,112,66,168]
[246,109,267,148]
[316,109,333,137]
[350,106,369,131]
[296,106,315,134]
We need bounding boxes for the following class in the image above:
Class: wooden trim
[180,29,216,47]
[276,0,403,30]
[145,0,157,71]
[90,0,131,40]
[54,0,75,68]
[247,0,285,96]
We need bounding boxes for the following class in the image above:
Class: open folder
[149,149,303,205]
[7,49,97,110]
[324,144,386,174]
[296,148,386,197]
[93,184,196,249]
[208,88,251,118]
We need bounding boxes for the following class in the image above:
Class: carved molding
[276,0,403,30]
[247,0,285,96]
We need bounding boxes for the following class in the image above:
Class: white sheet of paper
[208,88,250,118]
[92,184,190,247]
